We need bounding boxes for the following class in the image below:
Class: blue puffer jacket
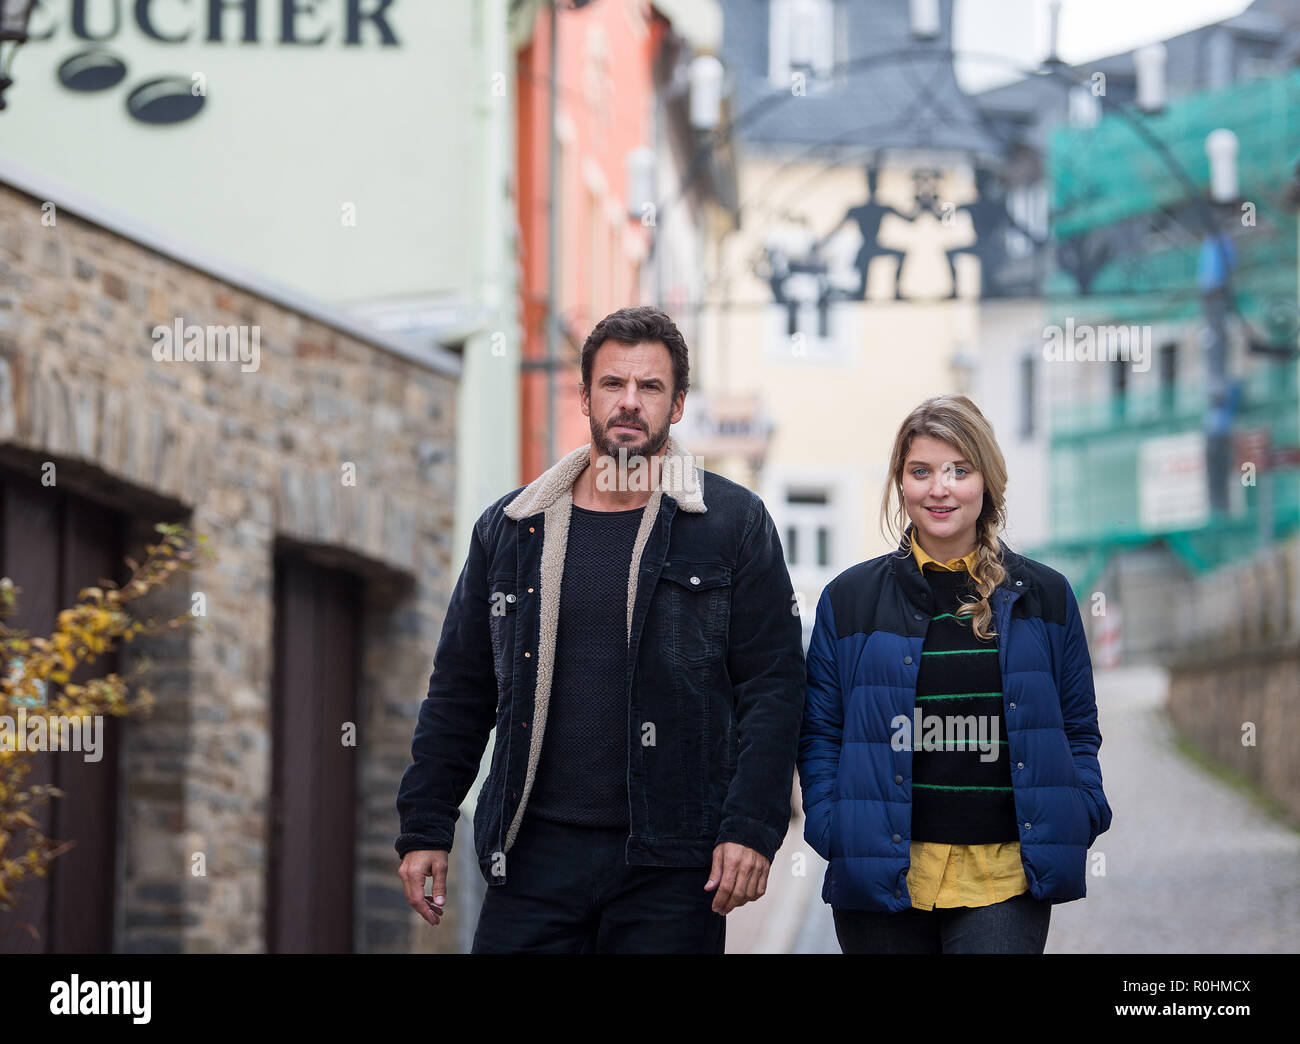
[798,527,1113,910]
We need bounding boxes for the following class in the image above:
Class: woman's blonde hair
[879,395,1009,640]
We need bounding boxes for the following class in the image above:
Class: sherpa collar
[497,432,705,855]
[503,434,706,519]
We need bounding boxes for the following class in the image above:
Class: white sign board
[1138,431,1209,532]
[2,1,474,305]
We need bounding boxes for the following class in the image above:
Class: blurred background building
[511,0,735,480]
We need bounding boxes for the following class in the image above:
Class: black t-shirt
[525,502,645,829]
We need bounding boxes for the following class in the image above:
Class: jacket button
[521,721,528,728]
[690,576,700,585]
[891,833,901,843]
[1024,822,1032,830]
[524,651,531,658]
[1008,701,1015,709]
[893,888,902,899]
[1017,761,1024,769]
[505,593,516,603]
[528,526,535,533]
[903,656,912,665]
[527,587,534,593]
[913,612,923,620]
[1015,580,1023,586]
[894,774,903,784]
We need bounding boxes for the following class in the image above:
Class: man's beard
[592,412,670,462]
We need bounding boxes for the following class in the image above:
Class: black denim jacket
[395,439,805,886]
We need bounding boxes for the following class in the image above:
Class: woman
[798,394,1112,954]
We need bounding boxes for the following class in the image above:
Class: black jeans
[832,891,1052,954]
[471,813,726,954]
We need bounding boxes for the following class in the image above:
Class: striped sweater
[911,565,1018,841]
[904,543,1024,910]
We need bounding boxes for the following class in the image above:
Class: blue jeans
[832,891,1052,954]
[471,813,726,954]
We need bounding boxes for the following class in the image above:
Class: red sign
[1269,445,1300,469]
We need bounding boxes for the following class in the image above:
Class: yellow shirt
[906,537,1029,911]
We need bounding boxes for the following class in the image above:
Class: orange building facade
[515,3,668,481]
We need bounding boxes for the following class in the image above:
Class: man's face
[582,340,684,460]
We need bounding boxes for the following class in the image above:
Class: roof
[719,0,1002,160]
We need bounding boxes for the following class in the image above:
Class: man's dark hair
[580,306,690,400]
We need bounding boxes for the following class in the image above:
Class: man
[395,306,804,953]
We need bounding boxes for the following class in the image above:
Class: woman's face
[900,434,984,558]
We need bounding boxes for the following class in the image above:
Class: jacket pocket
[1066,784,1097,847]
[487,577,517,703]
[658,559,732,668]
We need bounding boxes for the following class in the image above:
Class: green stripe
[936,739,1008,746]
[931,613,961,621]
[916,692,1003,701]
[922,648,996,656]
[913,783,1014,792]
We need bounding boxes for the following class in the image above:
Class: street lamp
[909,0,941,41]
[1046,0,1063,64]
[688,54,723,131]
[1199,127,1241,517]
[0,0,35,111]
[626,146,656,230]
[1134,42,1167,114]
[1206,128,1240,203]
[789,0,820,75]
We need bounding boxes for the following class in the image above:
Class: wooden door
[267,553,360,953]
[0,473,123,953]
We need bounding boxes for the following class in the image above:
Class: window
[1005,183,1048,260]
[1158,341,1178,412]
[783,522,832,570]
[776,480,843,651]
[1110,358,1129,421]
[1019,352,1036,439]
[787,490,828,505]
[784,487,833,569]
[1206,30,1234,89]
[766,289,850,364]
[587,188,601,322]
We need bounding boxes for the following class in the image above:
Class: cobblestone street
[738,667,1300,954]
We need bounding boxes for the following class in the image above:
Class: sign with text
[1138,431,1209,533]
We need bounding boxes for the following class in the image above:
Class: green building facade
[1038,70,1300,595]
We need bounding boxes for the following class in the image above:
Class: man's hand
[399,849,450,927]
[704,842,770,915]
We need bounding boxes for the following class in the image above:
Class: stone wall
[0,178,462,952]
[1161,539,1300,826]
